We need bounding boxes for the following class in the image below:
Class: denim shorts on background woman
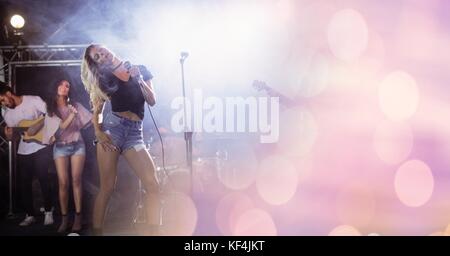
[53,140,86,159]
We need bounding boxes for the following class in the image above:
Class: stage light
[10,14,25,29]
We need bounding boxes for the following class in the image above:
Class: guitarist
[0,82,55,227]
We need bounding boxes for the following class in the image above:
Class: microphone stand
[180,53,194,195]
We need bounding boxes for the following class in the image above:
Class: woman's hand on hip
[95,130,119,152]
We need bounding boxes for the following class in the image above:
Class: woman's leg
[123,148,160,226]
[55,156,69,214]
[54,155,69,232]
[70,154,85,213]
[92,145,120,232]
[70,154,85,231]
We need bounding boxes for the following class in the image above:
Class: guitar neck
[253,80,296,107]
[264,88,295,107]
[13,127,28,132]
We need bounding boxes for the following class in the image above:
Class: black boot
[57,215,69,233]
[72,212,82,232]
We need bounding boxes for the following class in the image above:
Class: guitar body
[17,116,45,128]
[22,130,44,144]
[15,116,45,144]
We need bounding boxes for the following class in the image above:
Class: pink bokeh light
[395,160,434,207]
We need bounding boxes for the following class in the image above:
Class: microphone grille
[123,61,132,70]
[181,52,189,58]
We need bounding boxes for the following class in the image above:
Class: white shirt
[2,95,48,155]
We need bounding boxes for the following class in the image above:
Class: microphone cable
[147,104,172,186]
[129,60,171,187]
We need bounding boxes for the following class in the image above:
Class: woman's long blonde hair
[80,44,109,109]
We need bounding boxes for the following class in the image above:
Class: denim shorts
[53,140,86,159]
[102,112,145,153]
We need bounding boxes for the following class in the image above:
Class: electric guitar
[252,80,296,107]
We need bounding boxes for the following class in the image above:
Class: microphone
[123,61,144,83]
[123,61,132,71]
[180,52,189,62]
[181,52,189,59]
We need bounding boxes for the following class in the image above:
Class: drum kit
[132,134,242,229]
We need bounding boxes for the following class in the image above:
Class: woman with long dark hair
[46,78,92,233]
[80,44,160,235]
